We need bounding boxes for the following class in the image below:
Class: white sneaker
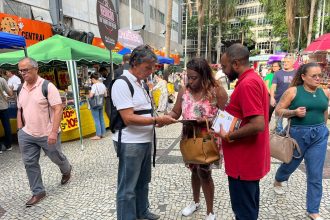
[6,147,12,151]
[0,150,2,154]
[182,201,200,216]
[205,213,216,220]
[273,185,285,195]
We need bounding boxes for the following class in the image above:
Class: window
[132,0,143,13]
[150,6,155,19]
[3,0,31,19]
[172,20,178,31]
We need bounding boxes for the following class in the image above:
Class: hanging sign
[61,107,78,132]
[96,0,118,50]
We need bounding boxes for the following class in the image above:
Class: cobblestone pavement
[0,123,329,220]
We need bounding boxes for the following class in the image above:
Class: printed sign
[0,13,53,46]
[96,0,118,50]
[61,107,78,132]
[118,28,143,49]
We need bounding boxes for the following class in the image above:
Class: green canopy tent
[0,35,122,150]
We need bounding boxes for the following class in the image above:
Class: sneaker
[182,201,200,216]
[273,185,285,195]
[6,147,12,151]
[0,150,2,154]
[205,213,216,220]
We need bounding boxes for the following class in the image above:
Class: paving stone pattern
[0,124,329,219]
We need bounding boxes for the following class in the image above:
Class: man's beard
[227,70,239,82]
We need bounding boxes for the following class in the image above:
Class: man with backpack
[17,57,72,207]
[111,45,175,220]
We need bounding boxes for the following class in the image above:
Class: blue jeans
[275,117,284,134]
[275,123,329,214]
[114,141,152,220]
[0,108,12,148]
[91,107,106,137]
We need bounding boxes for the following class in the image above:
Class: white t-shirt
[111,70,153,143]
[7,75,21,90]
[91,82,107,96]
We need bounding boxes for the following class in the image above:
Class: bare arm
[323,88,329,122]
[16,108,23,129]
[228,115,265,140]
[270,84,277,106]
[48,104,63,145]
[275,87,306,118]
[215,85,228,110]
[167,87,184,120]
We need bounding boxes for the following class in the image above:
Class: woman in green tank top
[272,63,329,220]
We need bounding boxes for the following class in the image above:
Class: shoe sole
[25,195,46,208]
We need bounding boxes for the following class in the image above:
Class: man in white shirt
[111,45,175,220]
[6,70,21,91]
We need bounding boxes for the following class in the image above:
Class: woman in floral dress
[167,58,228,220]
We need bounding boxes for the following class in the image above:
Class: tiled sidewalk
[0,124,329,219]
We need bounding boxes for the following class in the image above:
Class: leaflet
[212,110,241,133]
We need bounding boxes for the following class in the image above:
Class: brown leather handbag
[270,117,302,164]
[180,120,219,164]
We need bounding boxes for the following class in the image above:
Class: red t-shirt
[223,68,270,181]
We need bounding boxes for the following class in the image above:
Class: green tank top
[289,85,328,125]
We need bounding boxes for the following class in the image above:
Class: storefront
[0,35,122,142]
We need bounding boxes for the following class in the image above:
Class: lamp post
[294,16,308,51]
[129,0,132,29]
[181,3,188,68]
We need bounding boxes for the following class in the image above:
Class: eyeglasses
[306,74,323,79]
[18,68,34,74]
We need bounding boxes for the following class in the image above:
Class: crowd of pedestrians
[0,43,328,220]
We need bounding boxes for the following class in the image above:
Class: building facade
[0,0,182,53]
[226,0,280,54]
[181,0,280,64]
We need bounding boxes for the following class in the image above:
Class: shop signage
[61,107,78,132]
[118,28,143,49]
[96,0,118,50]
[0,13,52,46]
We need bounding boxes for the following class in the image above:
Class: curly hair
[186,57,219,100]
[290,62,320,87]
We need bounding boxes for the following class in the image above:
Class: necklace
[303,85,317,98]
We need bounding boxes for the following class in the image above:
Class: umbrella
[157,55,174,64]
[304,33,330,53]
[0,31,27,56]
[0,35,122,65]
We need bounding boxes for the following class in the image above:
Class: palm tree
[196,0,205,57]
[307,0,316,46]
[164,0,173,59]
[239,17,255,45]
[216,0,237,62]
[286,0,297,51]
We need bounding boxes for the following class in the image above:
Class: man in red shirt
[218,44,270,220]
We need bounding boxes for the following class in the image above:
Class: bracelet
[153,117,157,125]
[225,132,234,143]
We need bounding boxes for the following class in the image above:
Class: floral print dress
[181,88,222,168]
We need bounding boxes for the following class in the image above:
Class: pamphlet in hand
[212,110,241,133]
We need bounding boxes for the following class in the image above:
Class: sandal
[90,136,101,140]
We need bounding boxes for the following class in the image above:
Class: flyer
[212,110,241,133]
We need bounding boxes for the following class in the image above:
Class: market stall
[303,33,330,88]
[0,31,27,140]
[0,35,122,146]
